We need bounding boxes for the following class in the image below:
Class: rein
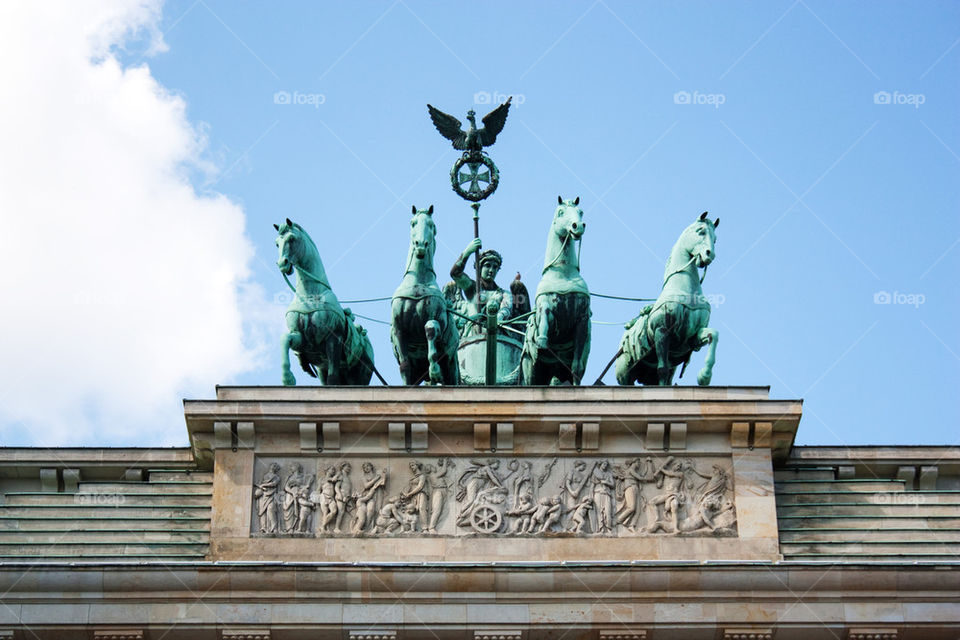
[662,255,708,287]
[281,263,334,305]
[542,231,582,274]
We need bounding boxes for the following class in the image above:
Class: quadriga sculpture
[275,219,375,386]
[521,197,591,385]
[616,212,720,386]
[391,205,460,385]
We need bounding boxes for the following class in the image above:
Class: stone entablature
[186,386,798,563]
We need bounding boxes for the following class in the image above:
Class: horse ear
[428,205,434,215]
[273,223,279,231]
[699,211,708,221]
[286,217,293,227]
[713,218,720,228]
[558,195,563,205]
[573,196,580,206]
[411,205,417,215]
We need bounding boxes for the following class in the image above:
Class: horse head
[554,196,585,241]
[681,211,720,268]
[409,204,437,262]
[274,217,303,276]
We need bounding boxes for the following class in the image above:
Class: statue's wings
[427,104,467,150]
[479,97,512,146]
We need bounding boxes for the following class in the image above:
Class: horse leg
[696,327,719,386]
[571,300,591,385]
[281,331,301,386]
[535,297,553,349]
[391,299,414,384]
[654,324,673,386]
[442,319,460,386]
[281,313,302,386]
[424,320,442,385]
[323,330,341,385]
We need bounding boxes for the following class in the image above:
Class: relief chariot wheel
[450,152,499,202]
[469,504,502,534]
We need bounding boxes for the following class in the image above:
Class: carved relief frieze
[252,455,737,538]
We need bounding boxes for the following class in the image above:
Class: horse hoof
[282,371,296,386]
[697,368,712,386]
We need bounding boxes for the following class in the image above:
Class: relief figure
[281,463,304,533]
[353,462,387,535]
[425,458,453,533]
[590,460,616,534]
[254,462,281,534]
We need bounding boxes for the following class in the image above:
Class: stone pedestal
[184,386,801,564]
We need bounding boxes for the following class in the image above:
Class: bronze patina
[274,219,375,386]
[615,212,720,386]
[390,205,460,385]
[520,197,591,385]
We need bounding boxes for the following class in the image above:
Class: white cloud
[0,1,265,446]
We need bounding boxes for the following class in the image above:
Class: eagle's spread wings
[479,97,512,147]
[427,104,467,150]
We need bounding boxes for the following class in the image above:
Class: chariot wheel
[470,504,502,533]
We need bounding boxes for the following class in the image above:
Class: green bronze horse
[275,219,375,386]
[391,205,460,385]
[616,212,720,386]
[521,196,591,385]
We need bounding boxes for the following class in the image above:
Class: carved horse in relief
[391,205,460,385]
[615,212,720,386]
[521,197,591,385]
[275,219,376,386]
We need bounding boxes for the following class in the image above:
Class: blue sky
[1,1,958,447]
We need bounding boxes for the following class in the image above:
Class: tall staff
[427,99,512,384]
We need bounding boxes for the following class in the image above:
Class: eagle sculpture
[427,97,512,154]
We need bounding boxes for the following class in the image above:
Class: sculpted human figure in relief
[353,462,387,535]
[295,476,315,533]
[255,462,281,534]
[615,457,656,531]
[400,461,428,532]
[560,460,589,514]
[424,458,452,534]
[569,497,594,533]
[281,463,304,533]
[590,460,616,534]
[317,465,340,533]
[334,462,352,534]
[642,457,688,534]
[456,459,511,525]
